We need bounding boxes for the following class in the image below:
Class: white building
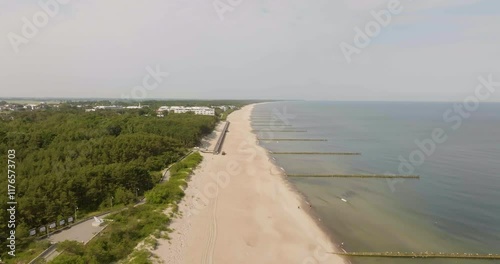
[24,104,39,111]
[94,105,123,110]
[214,105,237,112]
[217,106,228,112]
[126,103,147,109]
[157,106,215,116]
[157,106,170,112]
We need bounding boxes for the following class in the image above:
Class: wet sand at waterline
[153,104,346,264]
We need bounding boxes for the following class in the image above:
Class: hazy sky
[1,0,499,101]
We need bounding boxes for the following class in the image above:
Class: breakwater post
[330,251,500,260]
[287,174,419,179]
[252,124,293,127]
[252,130,307,133]
[270,151,360,155]
[258,138,328,142]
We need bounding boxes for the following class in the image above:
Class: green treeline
[50,152,204,264]
[0,109,216,257]
[145,152,203,205]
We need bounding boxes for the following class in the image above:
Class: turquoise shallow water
[252,101,500,264]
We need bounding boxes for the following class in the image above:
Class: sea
[251,101,500,264]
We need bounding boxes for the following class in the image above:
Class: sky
[0,0,499,101]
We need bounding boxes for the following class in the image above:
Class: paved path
[48,214,110,244]
[28,215,111,263]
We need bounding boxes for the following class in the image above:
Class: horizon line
[1,97,500,104]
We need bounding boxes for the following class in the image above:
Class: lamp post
[75,206,78,222]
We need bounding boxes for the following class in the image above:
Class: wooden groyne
[330,251,500,260]
[253,130,307,132]
[258,138,328,142]
[250,118,286,121]
[213,121,230,154]
[251,119,285,121]
[287,174,419,179]
[270,151,360,155]
[251,122,289,125]
[251,122,288,125]
[252,124,293,127]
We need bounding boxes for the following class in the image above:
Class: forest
[50,152,204,264]
[0,107,217,257]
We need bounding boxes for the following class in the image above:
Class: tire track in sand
[202,185,219,264]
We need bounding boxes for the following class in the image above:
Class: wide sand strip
[154,104,346,264]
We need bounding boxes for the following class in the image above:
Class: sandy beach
[154,104,346,264]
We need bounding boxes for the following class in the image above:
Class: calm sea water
[252,101,500,264]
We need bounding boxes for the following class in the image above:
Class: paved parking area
[48,214,110,244]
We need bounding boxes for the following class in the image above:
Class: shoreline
[154,103,346,264]
[251,102,349,261]
[261,149,347,254]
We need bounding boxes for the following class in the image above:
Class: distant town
[0,100,237,117]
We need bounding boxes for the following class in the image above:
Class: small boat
[341,198,347,202]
